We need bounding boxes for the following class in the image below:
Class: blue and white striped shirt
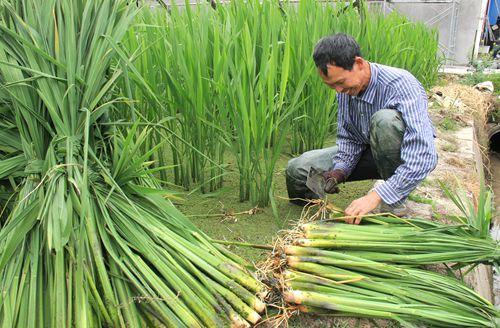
[332,63,438,205]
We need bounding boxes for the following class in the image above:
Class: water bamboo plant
[120,5,230,192]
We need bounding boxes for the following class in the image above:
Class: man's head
[313,34,370,96]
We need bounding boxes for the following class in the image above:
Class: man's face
[318,58,365,96]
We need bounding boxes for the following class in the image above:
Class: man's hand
[322,169,346,194]
[344,191,382,224]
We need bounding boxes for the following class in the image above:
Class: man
[285,33,438,223]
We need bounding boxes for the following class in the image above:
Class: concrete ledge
[472,122,495,303]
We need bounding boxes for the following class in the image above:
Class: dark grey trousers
[285,109,405,202]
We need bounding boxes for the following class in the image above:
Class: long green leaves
[298,219,499,267]
[441,179,494,239]
[117,4,230,192]
[267,180,498,325]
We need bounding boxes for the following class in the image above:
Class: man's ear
[353,56,364,66]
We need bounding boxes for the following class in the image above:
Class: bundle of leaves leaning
[0,1,265,327]
[282,246,498,327]
[296,183,498,268]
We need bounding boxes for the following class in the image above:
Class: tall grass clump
[354,7,441,88]
[121,0,309,205]
[223,0,309,205]
[118,5,229,192]
[0,1,265,327]
[285,0,338,154]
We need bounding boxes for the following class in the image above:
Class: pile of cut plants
[0,1,264,327]
[257,184,499,327]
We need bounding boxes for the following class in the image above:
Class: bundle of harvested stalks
[256,196,499,327]
[297,216,499,267]
[0,1,265,326]
[295,181,498,268]
[279,244,499,327]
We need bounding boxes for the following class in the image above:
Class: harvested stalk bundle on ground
[282,246,499,327]
[298,218,500,267]
[255,189,498,327]
[296,182,498,267]
[0,1,265,327]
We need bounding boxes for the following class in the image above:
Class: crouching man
[286,33,438,224]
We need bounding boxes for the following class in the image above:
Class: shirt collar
[352,62,378,104]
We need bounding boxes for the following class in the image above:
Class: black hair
[313,33,361,75]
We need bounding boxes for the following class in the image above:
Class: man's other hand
[323,169,346,194]
[344,191,382,224]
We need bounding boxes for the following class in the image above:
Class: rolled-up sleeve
[375,83,438,205]
[332,97,366,176]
